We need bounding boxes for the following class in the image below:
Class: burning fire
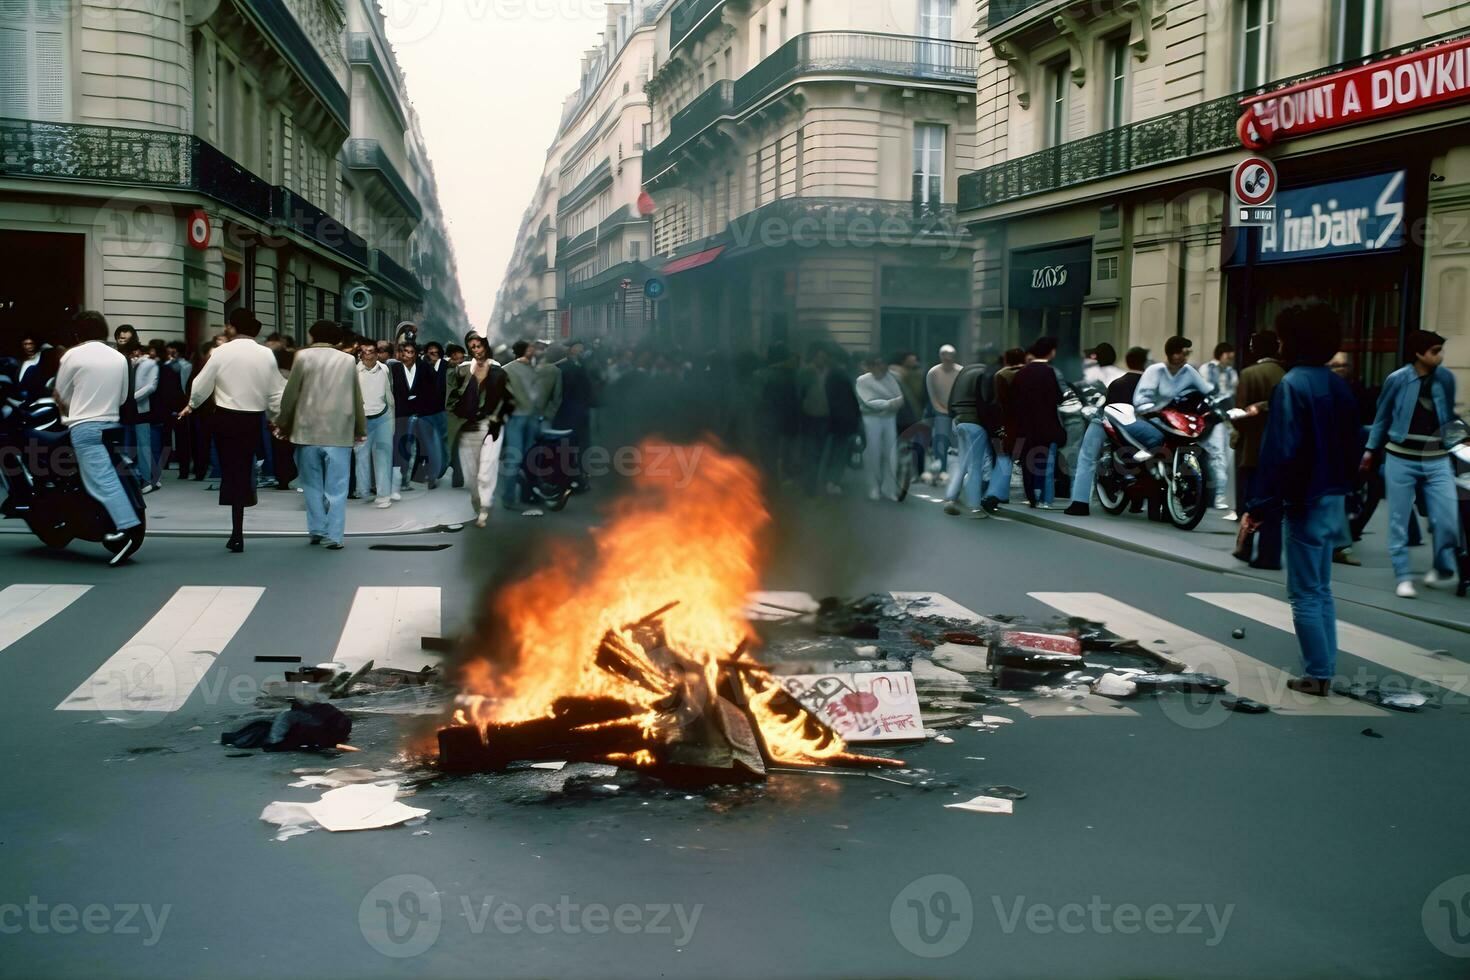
[447,440,873,775]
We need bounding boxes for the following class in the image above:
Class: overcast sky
[385,0,611,330]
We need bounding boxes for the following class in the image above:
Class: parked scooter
[1078,385,1230,531]
[519,425,575,512]
[0,370,147,560]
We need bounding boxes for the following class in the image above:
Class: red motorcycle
[1083,388,1228,531]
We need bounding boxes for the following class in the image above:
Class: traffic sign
[644,277,666,300]
[187,210,211,250]
[1230,157,1277,227]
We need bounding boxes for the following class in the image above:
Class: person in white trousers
[452,336,513,527]
[855,353,904,501]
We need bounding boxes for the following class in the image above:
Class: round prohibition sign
[1233,157,1276,207]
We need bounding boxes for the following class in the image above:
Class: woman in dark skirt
[176,310,285,552]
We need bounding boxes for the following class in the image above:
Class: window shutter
[33,26,65,119]
[0,26,26,117]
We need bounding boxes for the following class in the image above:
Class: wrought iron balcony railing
[0,117,374,269]
[345,138,422,221]
[238,0,349,128]
[726,196,968,247]
[370,248,423,300]
[645,32,978,181]
[986,0,1051,30]
[669,0,725,52]
[957,94,1241,212]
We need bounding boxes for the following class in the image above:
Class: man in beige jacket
[275,321,366,548]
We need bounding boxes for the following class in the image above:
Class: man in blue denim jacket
[1245,305,1364,696]
[1364,329,1461,598]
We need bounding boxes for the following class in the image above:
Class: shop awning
[661,245,725,275]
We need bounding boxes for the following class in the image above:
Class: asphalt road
[1,485,1469,980]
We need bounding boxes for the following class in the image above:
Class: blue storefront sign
[1258,170,1405,263]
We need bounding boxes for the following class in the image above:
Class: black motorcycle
[0,369,147,560]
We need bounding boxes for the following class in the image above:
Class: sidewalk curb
[999,506,1470,636]
[0,523,464,540]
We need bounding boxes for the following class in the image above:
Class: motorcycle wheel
[1094,451,1129,515]
[1165,447,1210,531]
[25,513,72,549]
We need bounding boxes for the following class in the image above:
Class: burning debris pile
[438,443,901,784]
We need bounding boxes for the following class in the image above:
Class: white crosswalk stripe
[1190,593,1470,699]
[1029,592,1386,716]
[56,586,264,713]
[331,587,441,672]
[0,585,91,654]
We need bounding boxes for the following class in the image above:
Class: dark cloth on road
[221,701,352,752]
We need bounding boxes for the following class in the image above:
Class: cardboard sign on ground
[777,671,924,743]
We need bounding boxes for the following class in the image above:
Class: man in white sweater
[275,321,366,548]
[855,353,905,501]
[54,311,143,565]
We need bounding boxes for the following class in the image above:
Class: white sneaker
[1213,501,1230,510]
[1037,502,1053,510]
[374,498,392,509]
[868,489,881,501]
[1396,580,1419,599]
[1222,511,1239,522]
[1425,569,1455,591]
[475,510,489,528]
[919,472,934,485]
[390,490,402,502]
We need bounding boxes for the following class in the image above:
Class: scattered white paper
[945,795,1014,814]
[260,801,319,841]
[934,735,955,744]
[306,784,429,832]
[1093,673,1139,698]
[979,715,1014,725]
[530,761,568,771]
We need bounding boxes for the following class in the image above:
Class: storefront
[1008,239,1093,378]
[1226,168,1417,396]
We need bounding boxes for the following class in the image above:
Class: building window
[1104,34,1129,130]
[1097,256,1119,281]
[913,124,945,207]
[628,241,642,261]
[1239,0,1275,89]
[1334,0,1379,62]
[0,0,69,121]
[1045,61,1068,147]
[918,0,952,39]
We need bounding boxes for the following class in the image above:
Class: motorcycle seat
[1103,404,1138,426]
[25,427,69,447]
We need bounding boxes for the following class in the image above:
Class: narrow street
[2,488,1467,979]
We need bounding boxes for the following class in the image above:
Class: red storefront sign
[1239,35,1470,149]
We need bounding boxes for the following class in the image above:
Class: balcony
[669,0,724,53]
[645,32,979,182]
[556,226,598,258]
[370,248,423,300]
[345,138,422,222]
[986,0,1053,30]
[557,157,612,215]
[347,33,408,129]
[273,187,371,266]
[237,0,349,129]
[957,94,1241,212]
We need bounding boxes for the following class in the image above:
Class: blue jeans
[394,414,444,488]
[1021,443,1057,505]
[1120,417,1164,452]
[985,451,1012,502]
[1070,419,1107,505]
[69,421,140,531]
[1385,454,1460,581]
[132,422,161,486]
[295,444,352,543]
[945,422,992,509]
[931,414,954,474]
[354,413,394,500]
[499,414,537,506]
[425,411,449,479]
[1285,494,1341,679]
